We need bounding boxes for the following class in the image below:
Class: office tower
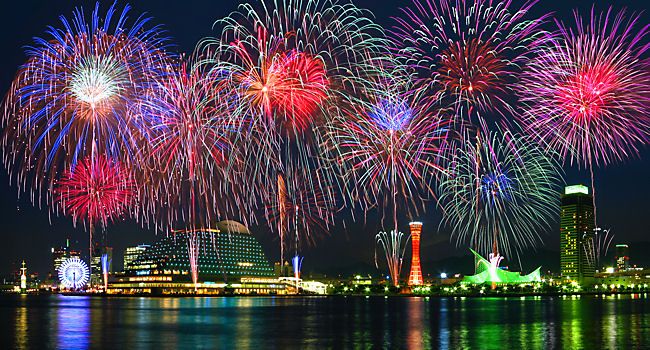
[560,185,595,282]
[123,244,150,271]
[615,244,630,271]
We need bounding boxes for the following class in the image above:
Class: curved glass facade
[126,221,275,281]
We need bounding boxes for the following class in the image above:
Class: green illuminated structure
[461,249,541,285]
[126,220,275,281]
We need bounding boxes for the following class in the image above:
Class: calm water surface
[1,294,649,349]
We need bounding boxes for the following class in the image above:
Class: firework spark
[437,130,561,258]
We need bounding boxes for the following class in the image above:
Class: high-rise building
[408,221,424,286]
[615,244,630,271]
[560,185,595,282]
[51,239,80,279]
[123,244,150,272]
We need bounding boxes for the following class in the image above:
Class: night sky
[1,0,649,278]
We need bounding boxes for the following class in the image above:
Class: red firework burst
[56,156,135,227]
[391,0,547,123]
[232,31,329,132]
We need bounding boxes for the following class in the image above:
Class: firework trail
[391,0,547,131]
[55,155,135,280]
[324,81,448,285]
[518,7,650,226]
[375,230,410,287]
[2,3,171,205]
[437,130,561,259]
[584,227,615,271]
[269,172,336,260]
[202,0,388,261]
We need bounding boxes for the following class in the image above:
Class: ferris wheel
[58,257,90,289]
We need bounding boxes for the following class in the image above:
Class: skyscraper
[408,221,424,286]
[51,239,80,279]
[123,244,150,271]
[615,244,630,271]
[560,185,595,282]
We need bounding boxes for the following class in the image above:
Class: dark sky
[1,0,649,278]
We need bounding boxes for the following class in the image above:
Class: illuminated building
[91,246,112,286]
[123,244,150,271]
[111,221,281,295]
[615,244,630,271]
[560,184,595,282]
[461,249,541,285]
[51,239,80,280]
[408,221,424,286]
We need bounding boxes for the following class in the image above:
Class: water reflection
[55,296,90,350]
[14,296,28,350]
[405,298,429,349]
[3,294,650,348]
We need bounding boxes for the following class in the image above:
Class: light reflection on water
[1,294,649,349]
[54,297,90,350]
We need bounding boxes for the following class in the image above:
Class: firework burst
[518,7,650,168]
[2,3,171,202]
[203,0,388,260]
[437,130,561,259]
[325,85,449,228]
[55,155,135,273]
[391,0,547,128]
[518,8,650,226]
[325,81,448,284]
[375,230,410,287]
[135,58,243,232]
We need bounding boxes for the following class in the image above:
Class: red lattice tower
[408,221,424,286]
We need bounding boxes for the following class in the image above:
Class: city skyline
[2,1,650,348]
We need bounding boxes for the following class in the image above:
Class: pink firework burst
[518,7,650,167]
[55,156,135,227]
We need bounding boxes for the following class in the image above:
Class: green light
[564,185,589,195]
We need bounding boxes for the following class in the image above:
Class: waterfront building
[560,184,595,282]
[111,221,281,295]
[461,249,541,285]
[615,244,630,271]
[408,221,424,286]
[596,267,650,287]
[123,244,150,271]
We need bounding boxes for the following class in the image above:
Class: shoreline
[5,291,648,299]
